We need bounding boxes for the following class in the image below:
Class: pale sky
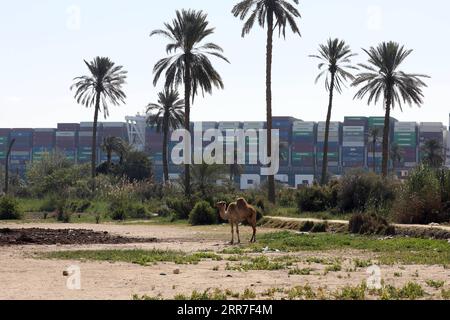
[1,0,449,128]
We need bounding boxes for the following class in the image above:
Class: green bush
[349,213,395,236]
[296,185,332,212]
[338,170,397,213]
[166,197,195,220]
[109,199,149,221]
[39,196,58,212]
[0,196,22,220]
[189,201,217,226]
[55,198,71,223]
[394,166,449,224]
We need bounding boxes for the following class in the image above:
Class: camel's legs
[251,225,257,243]
[230,223,234,245]
[236,224,241,244]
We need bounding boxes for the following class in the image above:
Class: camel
[216,198,257,245]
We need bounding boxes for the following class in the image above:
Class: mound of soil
[0,228,157,246]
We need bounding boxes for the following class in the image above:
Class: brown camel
[216,198,257,245]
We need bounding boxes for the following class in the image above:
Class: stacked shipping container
[32,129,55,162]
[77,122,95,164]
[291,121,315,169]
[419,122,444,162]
[56,123,79,162]
[0,129,10,165]
[10,129,33,175]
[367,117,385,171]
[394,122,418,168]
[342,117,368,168]
[272,117,294,168]
[316,121,340,174]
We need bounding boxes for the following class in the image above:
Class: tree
[101,136,127,173]
[232,0,301,203]
[4,139,15,195]
[369,127,382,173]
[353,42,429,178]
[151,9,229,197]
[146,89,185,183]
[71,57,127,190]
[310,38,357,184]
[119,151,153,182]
[191,163,226,198]
[390,143,403,174]
[422,139,444,168]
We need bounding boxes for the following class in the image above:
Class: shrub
[109,199,149,221]
[296,185,332,212]
[55,198,71,223]
[394,165,449,224]
[338,170,397,213]
[349,213,395,236]
[310,222,328,233]
[39,196,58,212]
[278,188,297,207]
[189,201,217,226]
[0,196,22,220]
[166,197,195,220]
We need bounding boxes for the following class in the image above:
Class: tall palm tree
[151,9,229,197]
[146,89,185,183]
[422,139,444,168]
[310,38,357,185]
[101,136,127,172]
[71,57,127,190]
[390,143,403,174]
[369,127,381,173]
[4,139,15,195]
[232,0,301,203]
[353,42,429,178]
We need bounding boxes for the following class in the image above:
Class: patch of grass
[252,232,450,265]
[377,282,425,300]
[353,259,373,269]
[133,294,163,300]
[325,263,342,273]
[40,249,221,266]
[426,280,445,289]
[333,284,366,300]
[285,285,319,300]
[173,288,256,301]
[394,272,402,278]
[442,289,450,300]
[226,256,289,271]
[289,267,315,276]
[241,288,257,300]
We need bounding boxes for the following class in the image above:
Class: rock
[160,273,167,276]
[63,271,69,277]
[429,223,440,227]
[173,269,180,275]
[226,275,233,278]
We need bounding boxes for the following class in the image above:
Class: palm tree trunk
[91,92,101,191]
[373,140,376,173]
[321,72,335,186]
[266,10,275,204]
[4,139,15,194]
[162,114,169,184]
[382,96,392,178]
[107,150,112,172]
[184,55,192,197]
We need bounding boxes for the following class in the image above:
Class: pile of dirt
[0,228,157,246]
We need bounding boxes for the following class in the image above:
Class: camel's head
[215,201,227,211]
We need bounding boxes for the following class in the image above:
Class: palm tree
[422,139,444,168]
[146,89,185,183]
[151,9,229,197]
[228,150,243,183]
[369,127,381,173]
[353,42,429,178]
[71,57,127,190]
[101,136,127,172]
[390,143,403,174]
[191,163,226,198]
[310,38,357,185]
[232,0,301,203]
[4,139,15,195]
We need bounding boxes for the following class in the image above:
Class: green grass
[251,231,450,265]
[426,280,445,289]
[289,267,315,275]
[40,249,222,266]
[226,256,289,271]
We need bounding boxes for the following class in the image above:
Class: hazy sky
[1,0,449,128]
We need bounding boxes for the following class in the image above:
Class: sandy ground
[0,222,449,300]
